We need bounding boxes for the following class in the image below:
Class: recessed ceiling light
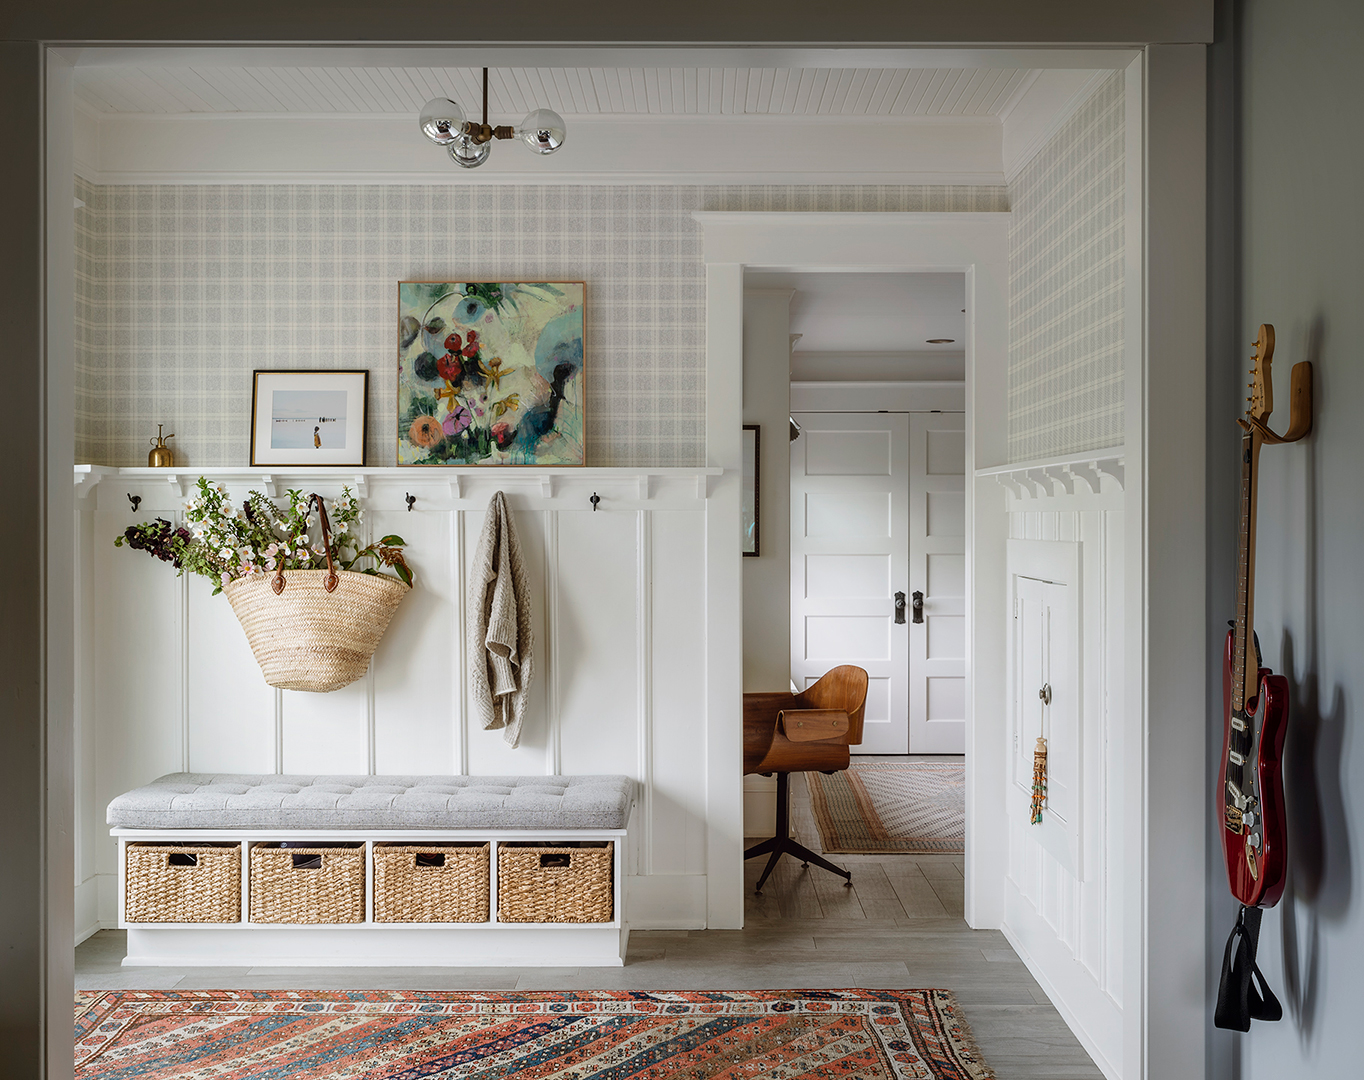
[926,339,955,344]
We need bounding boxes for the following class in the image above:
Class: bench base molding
[123,925,629,968]
[113,825,629,968]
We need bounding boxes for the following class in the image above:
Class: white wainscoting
[987,470,1125,1080]
[74,468,719,937]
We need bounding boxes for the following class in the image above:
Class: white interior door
[790,412,909,754]
[908,412,967,753]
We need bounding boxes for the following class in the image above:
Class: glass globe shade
[419,98,464,145]
[517,108,566,154]
[448,132,491,169]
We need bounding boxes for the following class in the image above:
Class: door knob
[911,590,924,624]
[894,591,906,624]
[1039,683,1052,705]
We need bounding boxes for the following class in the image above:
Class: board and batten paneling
[74,472,711,935]
[997,485,1125,1078]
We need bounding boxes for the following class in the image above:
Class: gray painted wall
[1229,0,1364,1074]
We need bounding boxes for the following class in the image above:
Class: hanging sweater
[467,491,535,747]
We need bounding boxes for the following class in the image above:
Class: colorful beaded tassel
[1030,737,1048,824]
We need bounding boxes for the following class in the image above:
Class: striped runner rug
[806,761,965,854]
[74,988,994,1079]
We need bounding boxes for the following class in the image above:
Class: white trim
[694,210,1010,931]
[790,380,965,413]
[1002,69,1110,184]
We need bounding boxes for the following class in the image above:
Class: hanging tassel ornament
[1030,737,1048,824]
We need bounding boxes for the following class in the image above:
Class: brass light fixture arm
[461,68,518,144]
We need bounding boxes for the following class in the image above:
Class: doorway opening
[742,269,969,918]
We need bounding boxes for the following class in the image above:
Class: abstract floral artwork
[397,281,585,466]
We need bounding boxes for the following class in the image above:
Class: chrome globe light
[419,69,566,169]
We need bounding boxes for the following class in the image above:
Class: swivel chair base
[744,772,852,894]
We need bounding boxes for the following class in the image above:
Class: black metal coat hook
[590,493,601,512]
[127,493,142,513]
[405,493,417,512]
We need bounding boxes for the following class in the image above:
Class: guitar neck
[1233,427,1262,710]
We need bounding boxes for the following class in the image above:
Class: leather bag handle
[271,492,339,595]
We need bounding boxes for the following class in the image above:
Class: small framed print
[742,425,760,557]
[250,370,369,467]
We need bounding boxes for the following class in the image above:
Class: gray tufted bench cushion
[107,773,634,831]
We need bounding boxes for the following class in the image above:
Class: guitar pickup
[1230,716,1246,732]
[1228,751,1245,766]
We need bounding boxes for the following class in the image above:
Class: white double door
[790,411,966,754]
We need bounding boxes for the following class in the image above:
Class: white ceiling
[746,272,966,382]
[73,65,1036,118]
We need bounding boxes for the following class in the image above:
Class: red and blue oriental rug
[75,988,993,1078]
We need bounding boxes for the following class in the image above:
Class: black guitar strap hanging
[1214,905,1283,1030]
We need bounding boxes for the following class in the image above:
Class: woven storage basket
[373,843,490,923]
[125,842,241,923]
[224,570,408,693]
[497,842,614,923]
[249,844,365,924]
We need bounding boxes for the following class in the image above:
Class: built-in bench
[108,773,634,968]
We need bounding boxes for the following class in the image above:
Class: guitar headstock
[1248,323,1276,424]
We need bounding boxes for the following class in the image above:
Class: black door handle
[894,591,906,624]
[911,591,924,624]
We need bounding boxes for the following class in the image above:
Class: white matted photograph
[250,370,369,466]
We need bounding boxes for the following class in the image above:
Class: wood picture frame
[250,370,369,467]
[742,424,760,557]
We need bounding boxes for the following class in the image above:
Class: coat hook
[127,493,142,513]
[590,492,601,512]
[405,493,417,512]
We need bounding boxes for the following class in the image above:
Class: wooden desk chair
[743,665,868,894]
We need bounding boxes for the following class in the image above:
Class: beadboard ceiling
[74,65,1036,118]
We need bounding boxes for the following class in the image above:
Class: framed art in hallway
[397,281,585,466]
[250,370,369,467]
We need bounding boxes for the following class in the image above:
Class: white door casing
[790,412,909,754]
[909,412,967,754]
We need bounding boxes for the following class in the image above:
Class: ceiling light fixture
[419,68,566,170]
[926,338,956,344]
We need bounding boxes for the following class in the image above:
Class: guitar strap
[1214,905,1283,1030]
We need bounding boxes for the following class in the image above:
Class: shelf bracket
[1044,466,1075,495]
[696,474,710,500]
[1067,461,1103,495]
[539,476,555,500]
[259,475,277,498]
[1095,458,1125,491]
[1024,469,1054,498]
[636,475,651,501]
[995,474,1026,500]
[448,475,464,501]
[353,474,368,500]
[171,473,191,498]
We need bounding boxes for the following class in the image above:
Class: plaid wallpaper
[73,183,1007,468]
[1007,71,1126,461]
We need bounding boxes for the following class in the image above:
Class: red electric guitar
[1218,324,1311,907]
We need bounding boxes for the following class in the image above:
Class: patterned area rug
[75,988,993,1079]
[807,762,965,854]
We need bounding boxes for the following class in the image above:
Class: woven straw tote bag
[223,494,410,693]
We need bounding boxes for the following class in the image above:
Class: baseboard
[1000,897,1122,1080]
[626,874,707,929]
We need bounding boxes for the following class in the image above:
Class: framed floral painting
[397,281,585,466]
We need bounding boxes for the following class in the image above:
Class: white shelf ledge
[974,446,1125,497]
[75,464,723,504]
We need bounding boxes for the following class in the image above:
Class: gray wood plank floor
[75,769,1104,1079]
